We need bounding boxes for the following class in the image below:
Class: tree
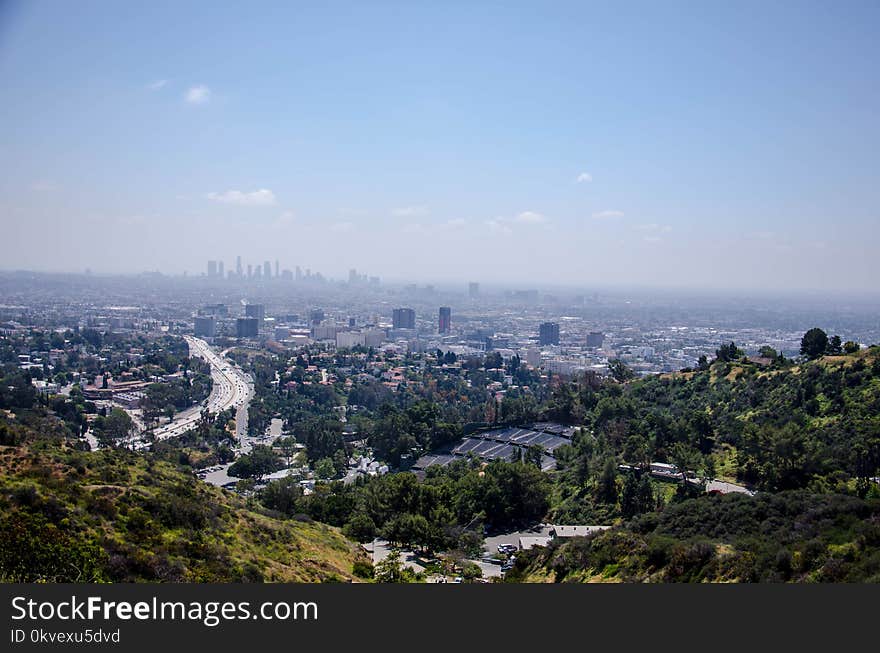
[827,335,843,355]
[668,442,700,485]
[228,445,282,480]
[800,328,828,359]
[759,346,778,360]
[843,341,860,354]
[95,408,135,448]
[343,513,378,543]
[276,436,298,467]
[315,457,336,479]
[374,550,412,583]
[608,359,636,383]
[715,342,741,363]
[597,459,618,505]
[697,355,710,371]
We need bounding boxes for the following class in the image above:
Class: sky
[1,0,878,291]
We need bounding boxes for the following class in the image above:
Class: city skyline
[1,1,879,291]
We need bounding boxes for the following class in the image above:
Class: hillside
[510,348,880,582]
[508,491,880,582]
[0,414,368,582]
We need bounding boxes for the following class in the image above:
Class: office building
[309,309,325,325]
[245,303,265,325]
[275,260,279,278]
[236,317,259,338]
[236,255,242,277]
[218,260,224,278]
[207,260,218,278]
[247,264,253,279]
[586,331,605,348]
[539,322,560,346]
[194,316,216,338]
[469,282,479,298]
[393,308,416,330]
[438,307,451,334]
[263,261,271,279]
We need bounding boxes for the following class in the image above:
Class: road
[149,336,254,442]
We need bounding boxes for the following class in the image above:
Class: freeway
[149,336,254,442]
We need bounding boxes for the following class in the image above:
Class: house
[549,525,611,538]
[518,536,552,550]
[649,462,681,478]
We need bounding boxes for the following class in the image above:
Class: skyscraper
[438,307,451,334]
[217,260,224,278]
[263,261,271,279]
[469,282,479,298]
[207,260,217,278]
[236,255,242,278]
[393,308,416,330]
[275,260,279,278]
[236,317,259,338]
[194,316,216,337]
[247,264,253,279]
[245,303,265,325]
[539,322,560,346]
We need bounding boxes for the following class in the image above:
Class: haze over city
[1,0,879,291]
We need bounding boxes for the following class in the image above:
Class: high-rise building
[468,282,479,298]
[349,269,358,284]
[438,307,451,334]
[236,255,242,277]
[194,316,216,338]
[217,260,224,278]
[295,266,302,281]
[275,260,279,278]
[263,261,271,279]
[309,309,325,325]
[207,260,218,278]
[236,317,259,338]
[245,303,265,325]
[586,331,605,348]
[393,308,416,330]
[247,264,253,279]
[539,322,560,346]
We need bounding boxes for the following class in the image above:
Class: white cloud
[273,210,295,228]
[636,223,672,233]
[206,189,277,206]
[148,79,168,91]
[331,221,355,233]
[185,85,211,104]
[486,218,513,235]
[392,205,428,217]
[576,172,593,183]
[513,211,547,224]
[486,211,548,234]
[592,210,625,220]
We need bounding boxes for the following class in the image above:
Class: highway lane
[149,336,254,443]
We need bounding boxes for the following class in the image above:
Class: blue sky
[1,0,878,290]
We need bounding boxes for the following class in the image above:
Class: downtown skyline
[1,1,879,291]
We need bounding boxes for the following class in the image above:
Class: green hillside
[509,347,880,582]
[0,415,368,582]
